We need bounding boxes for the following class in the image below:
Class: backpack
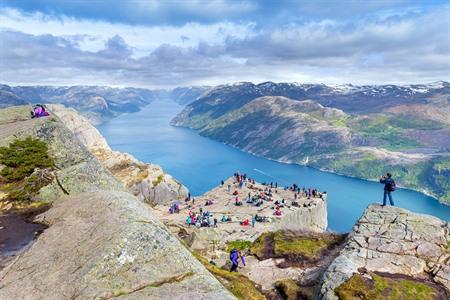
[387,180,396,192]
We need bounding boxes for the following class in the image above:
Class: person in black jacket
[380,173,395,206]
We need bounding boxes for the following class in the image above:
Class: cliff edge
[319,204,450,299]
[47,104,188,205]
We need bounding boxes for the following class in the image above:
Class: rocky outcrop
[0,106,122,202]
[319,204,450,299]
[277,195,327,233]
[0,191,234,299]
[48,104,188,205]
[0,106,234,299]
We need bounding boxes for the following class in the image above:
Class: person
[213,218,218,227]
[221,180,224,186]
[251,215,256,227]
[380,173,395,206]
[230,249,239,272]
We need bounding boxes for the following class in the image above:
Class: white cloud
[0,6,448,88]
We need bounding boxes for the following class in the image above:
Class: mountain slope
[172,82,450,203]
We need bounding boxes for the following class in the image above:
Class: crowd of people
[174,171,325,229]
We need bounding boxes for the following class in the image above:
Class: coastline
[172,124,447,206]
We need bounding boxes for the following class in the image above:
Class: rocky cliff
[48,104,188,206]
[319,204,450,299]
[0,106,234,299]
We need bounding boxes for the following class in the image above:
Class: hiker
[230,249,239,272]
[221,180,224,186]
[213,218,218,227]
[380,173,396,206]
[251,215,256,227]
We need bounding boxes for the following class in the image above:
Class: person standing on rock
[380,173,396,207]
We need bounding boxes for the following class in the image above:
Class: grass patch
[250,231,346,265]
[226,240,253,252]
[192,252,265,300]
[0,137,54,202]
[275,279,302,300]
[152,174,164,187]
[335,272,442,300]
[135,169,149,183]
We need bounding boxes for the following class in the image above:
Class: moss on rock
[335,272,444,300]
[250,230,346,265]
[193,252,265,300]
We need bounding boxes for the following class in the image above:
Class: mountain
[0,84,164,124]
[168,86,212,105]
[172,82,450,203]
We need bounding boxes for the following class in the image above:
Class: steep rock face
[319,205,450,299]
[277,195,327,232]
[48,104,188,205]
[0,106,234,299]
[0,191,234,299]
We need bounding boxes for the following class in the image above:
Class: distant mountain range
[0,84,208,124]
[172,81,450,204]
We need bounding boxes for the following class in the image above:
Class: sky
[0,0,449,88]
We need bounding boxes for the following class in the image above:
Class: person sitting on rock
[240,219,249,226]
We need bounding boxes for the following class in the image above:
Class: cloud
[0,4,449,87]
[0,0,258,26]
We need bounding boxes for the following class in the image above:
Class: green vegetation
[193,252,265,300]
[311,153,450,204]
[0,137,54,202]
[335,272,440,300]
[389,116,445,130]
[152,174,164,187]
[275,279,303,300]
[226,240,253,252]
[351,116,421,150]
[250,231,346,263]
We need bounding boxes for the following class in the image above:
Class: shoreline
[173,124,447,206]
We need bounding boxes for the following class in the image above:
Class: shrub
[0,137,54,202]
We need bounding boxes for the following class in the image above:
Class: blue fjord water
[97,100,450,232]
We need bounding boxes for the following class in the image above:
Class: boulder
[319,204,450,299]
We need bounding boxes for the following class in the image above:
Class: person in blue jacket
[229,249,239,272]
[380,173,396,206]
